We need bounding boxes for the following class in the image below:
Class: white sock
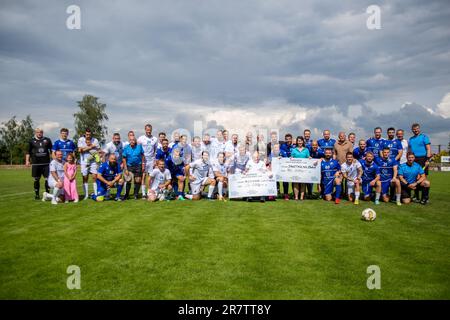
[83,183,89,196]
[52,187,60,199]
[207,186,214,198]
[396,193,401,202]
[141,185,147,196]
[375,192,380,201]
[185,194,193,199]
[93,183,97,195]
[355,192,360,200]
[218,181,223,196]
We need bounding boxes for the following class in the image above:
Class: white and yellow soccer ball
[361,208,377,221]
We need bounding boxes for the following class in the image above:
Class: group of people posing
[26,122,432,205]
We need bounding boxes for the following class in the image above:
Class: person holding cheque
[291,136,310,201]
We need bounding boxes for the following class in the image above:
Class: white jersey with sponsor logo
[48,159,65,185]
[137,135,158,161]
[77,137,100,164]
[103,141,124,161]
[190,144,203,162]
[210,138,226,160]
[341,160,362,180]
[149,168,172,190]
[190,159,214,182]
[212,162,229,177]
[245,159,267,174]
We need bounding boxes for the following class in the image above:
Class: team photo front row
[26,123,432,206]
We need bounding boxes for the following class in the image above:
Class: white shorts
[48,178,64,190]
[81,162,98,176]
[190,177,210,195]
[144,159,155,173]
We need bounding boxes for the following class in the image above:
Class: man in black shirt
[26,128,53,199]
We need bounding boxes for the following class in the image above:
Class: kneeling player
[359,151,381,204]
[398,152,431,205]
[320,149,342,204]
[375,147,402,205]
[213,152,229,201]
[93,154,124,201]
[340,152,362,204]
[184,151,216,200]
[148,159,173,202]
[42,150,65,205]
[167,147,187,200]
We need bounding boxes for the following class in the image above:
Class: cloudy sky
[0,0,449,147]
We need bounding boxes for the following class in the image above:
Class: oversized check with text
[228,172,277,198]
[271,158,321,183]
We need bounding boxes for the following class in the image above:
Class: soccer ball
[361,208,377,221]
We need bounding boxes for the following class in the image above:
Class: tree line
[0,95,108,165]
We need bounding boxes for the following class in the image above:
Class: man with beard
[398,152,431,205]
[138,124,158,198]
[366,127,385,157]
[359,151,381,204]
[375,147,401,205]
[383,127,403,162]
[102,133,124,168]
[320,148,342,204]
[185,151,216,200]
[353,139,369,160]
[93,154,124,202]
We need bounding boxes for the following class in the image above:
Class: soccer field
[0,168,449,300]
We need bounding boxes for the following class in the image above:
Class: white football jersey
[213,162,229,177]
[245,159,267,174]
[210,138,226,160]
[341,161,362,180]
[77,137,100,164]
[149,168,172,190]
[103,141,124,161]
[48,159,65,185]
[137,135,158,160]
[400,139,408,164]
[190,144,203,161]
[190,159,214,181]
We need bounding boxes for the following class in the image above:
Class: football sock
[34,179,40,196]
[355,191,360,200]
[44,179,49,193]
[116,184,123,198]
[207,186,214,198]
[421,187,429,200]
[134,184,139,197]
[396,193,401,202]
[83,183,89,196]
[218,181,223,197]
[335,184,342,199]
[93,183,97,195]
[125,183,131,197]
[375,192,381,201]
[185,194,193,199]
[52,187,60,199]
[141,185,147,196]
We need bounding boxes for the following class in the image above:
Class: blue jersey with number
[375,156,397,181]
[366,137,385,156]
[321,158,340,181]
[353,147,368,160]
[359,160,380,181]
[317,138,336,150]
[52,139,76,161]
[382,139,402,160]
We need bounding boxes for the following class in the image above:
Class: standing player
[317,130,336,151]
[359,151,381,204]
[348,132,356,146]
[157,132,166,149]
[210,130,226,161]
[303,129,313,150]
[375,147,401,205]
[155,138,171,166]
[366,127,385,157]
[280,133,294,200]
[77,128,100,199]
[383,127,403,162]
[396,129,408,164]
[169,131,181,148]
[26,128,53,200]
[185,151,216,200]
[398,152,431,205]
[213,152,230,201]
[320,148,342,204]
[52,128,76,162]
[341,152,362,204]
[353,139,368,160]
[225,134,239,162]
[308,140,324,198]
[102,133,124,167]
[122,137,145,200]
[93,154,124,201]
[191,136,203,161]
[42,150,65,205]
[201,133,212,155]
[138,124,158,198]
[408,123,432,175]
[147,159,172,202]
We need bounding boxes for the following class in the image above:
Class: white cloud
[436,93,450,118]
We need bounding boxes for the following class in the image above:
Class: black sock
[34,179,40,196]
[134,185,139,197]
[421,187,429,200]
[44,179,49,193]
[125,183,131,197]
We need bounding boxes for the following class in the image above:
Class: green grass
[0,168,449,299]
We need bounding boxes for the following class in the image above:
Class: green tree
[73,95,109,144]
[0,115,34,164]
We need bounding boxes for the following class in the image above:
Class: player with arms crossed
[26,128,53,200]
[320,148,342,204]
[375,147,402,205]
[184,151,216,200]
[93,154,124,202]
[147,159,173,202]
[340,151,363,204]
[138,124,158,199]
[359,151,381,204]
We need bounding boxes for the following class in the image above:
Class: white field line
[0,191,33,198]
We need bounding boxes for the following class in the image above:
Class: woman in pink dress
[64,153,79,203]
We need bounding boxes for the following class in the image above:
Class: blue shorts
[321,178,335,196]
[380,179,392,195]
[362,180,373,196]
[96,181,118,196]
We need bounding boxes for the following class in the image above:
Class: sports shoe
[177,195,186,201]
[35,194,40,200]
[51,199,58,205]
[42,192,48,202]
[354,199,359,205]
[412,197,420,203]
[420,199,428,205]
[375,200,380,205]
[74,198,79,203]
[284,195,289,201]
[396,201,401,206]
[142,194,147,200]
[115,197,122,202]
[335,198,341,204]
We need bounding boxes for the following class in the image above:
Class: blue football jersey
[382,139,402,159]
[317,138,336,150]
[321,158,340,180]
[98,161,121,182]
[52,139,76,161]
[375,156,398,181]
[359,160,380,181]
[366,137,385,156]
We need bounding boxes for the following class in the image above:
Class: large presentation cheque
[271,157,321,183]
[228,172,277,198]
